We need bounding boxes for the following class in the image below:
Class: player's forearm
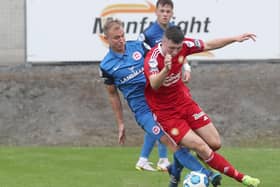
[105,85,125,127]
[204,33,256,51]
[204,36,236,51]
[109,95,124,126]
[149,67,169,90]
[108,94,126,145]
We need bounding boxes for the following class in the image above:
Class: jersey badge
[148,59,158,68]
[132,51,142,61]
[171,128,179,136]
[185,41,195,48]
[148,59,159,72]
[152,126,161,135]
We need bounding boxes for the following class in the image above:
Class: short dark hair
[156,0,174,9]
[164,26,184,44]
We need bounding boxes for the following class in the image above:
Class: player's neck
[157,21,169,30]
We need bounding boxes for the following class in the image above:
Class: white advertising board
[26,0,280,62]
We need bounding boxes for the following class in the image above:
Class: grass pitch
[0,147,279,187]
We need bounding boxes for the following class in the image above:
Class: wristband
[183,63,191,72]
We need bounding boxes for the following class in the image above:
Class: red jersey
[144,38,204,121]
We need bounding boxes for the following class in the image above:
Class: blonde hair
[103,18,123,36]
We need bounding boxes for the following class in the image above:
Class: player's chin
[117,46,125,52]
[161,18,169,24]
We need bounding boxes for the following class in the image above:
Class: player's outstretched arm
[204,33,256,51]
[105,84,126,144]
[235,33,256,42]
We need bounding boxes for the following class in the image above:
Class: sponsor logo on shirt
[120,67,144,84]
[163,73,181,86]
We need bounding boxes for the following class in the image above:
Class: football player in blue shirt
[136,0,191,172]
[99,18,221,187]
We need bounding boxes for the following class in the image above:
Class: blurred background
[0,0,279,147]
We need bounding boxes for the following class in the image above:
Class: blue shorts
[135,112,165,141]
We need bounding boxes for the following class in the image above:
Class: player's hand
[164,54,172,71]
[236,33,256,42]
[118,124,126,145]
[182,70,191,83]
[182,58,191,83]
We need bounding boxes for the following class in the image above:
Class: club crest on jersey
[171,128,179,136]
[132,51,142,61]
[178,56,184,64]
[148,59,158,68]
[152,126,161,135]
[185,41,195,48]
[148,59,159,72]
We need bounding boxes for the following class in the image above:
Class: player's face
[156,4,173,27]
[105,25,126,53]
[162,38,183,57]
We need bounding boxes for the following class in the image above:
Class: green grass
[0,147,279,187]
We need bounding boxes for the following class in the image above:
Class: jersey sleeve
[144,51,160,79]
[183,38,205,54]
[138,33,152,51]
[99,68,114,85]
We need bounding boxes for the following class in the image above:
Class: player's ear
[155,7,159,16]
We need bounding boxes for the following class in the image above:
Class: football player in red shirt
[144,26,260,187]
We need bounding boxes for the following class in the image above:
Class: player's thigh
[180,129,205,150]
[194,122,221,151]
[136,112,165,141]
[180,130,212,159]
[159,134,178,153]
